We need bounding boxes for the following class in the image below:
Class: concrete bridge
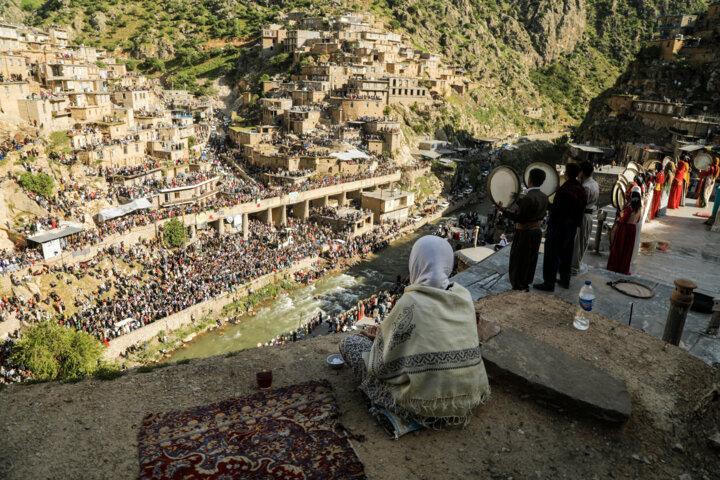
[191,171,402,239]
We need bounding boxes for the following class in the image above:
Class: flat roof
[362,188,412,200]
[411,149,442,159]
[27,225,82,244]
[678,144,706,152]
[569,143,605,154]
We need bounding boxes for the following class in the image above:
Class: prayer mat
[138,379,366,480]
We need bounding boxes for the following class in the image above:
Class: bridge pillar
[336,191,347,206]
[263,207,273,224]
[279,205,287,226]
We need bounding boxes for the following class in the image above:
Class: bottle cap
[585,280,591,285]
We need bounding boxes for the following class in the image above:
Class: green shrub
[20,0,43,11]
[93,365,126,381]
[19,172,55,198]
[164,218,186,247]
[11,323,104,381]
[188,136,196,149]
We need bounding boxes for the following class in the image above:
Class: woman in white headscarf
[339,235,490,430]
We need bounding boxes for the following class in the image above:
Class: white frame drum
[487,166,521,208]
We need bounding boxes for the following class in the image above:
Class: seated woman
[339,235,490,431]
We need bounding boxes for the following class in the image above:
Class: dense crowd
[0,213,417,346]
[311,206,367,222]
[48,217,406,341]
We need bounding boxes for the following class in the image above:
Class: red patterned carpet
[138,380,366,479]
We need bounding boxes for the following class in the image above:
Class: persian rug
[138,379,366,480]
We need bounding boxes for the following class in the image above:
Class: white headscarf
[408,235,454,289]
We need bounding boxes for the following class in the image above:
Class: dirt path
[1,292,718,480]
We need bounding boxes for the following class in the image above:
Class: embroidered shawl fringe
[400,390,490,426]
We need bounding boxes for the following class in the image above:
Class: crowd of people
[20,216,408,342]
[258,289,401,347]
[0,331,32,385]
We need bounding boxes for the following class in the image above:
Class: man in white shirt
[572,161,600,275]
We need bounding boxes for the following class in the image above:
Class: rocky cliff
[576,4,720,149]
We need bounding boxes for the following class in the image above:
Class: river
[165,199,492,361]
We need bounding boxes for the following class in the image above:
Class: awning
[569,143,605,154]
[27,223,83,244]
[93,197,153,223]
[678,144,705,152]
[329,149,371,161]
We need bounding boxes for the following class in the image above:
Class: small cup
[256,371,273,390]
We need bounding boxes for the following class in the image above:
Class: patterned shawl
[363,283,490,423]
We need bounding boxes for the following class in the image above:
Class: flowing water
[166,200,491,361]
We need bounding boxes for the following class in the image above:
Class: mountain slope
[11,0,708,136]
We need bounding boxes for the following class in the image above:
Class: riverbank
[129,194,483,365]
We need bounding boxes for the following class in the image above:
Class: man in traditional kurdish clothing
[498,168,548,291]
[534,162,587,292]
[571,161,599,276]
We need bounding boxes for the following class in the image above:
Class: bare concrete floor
[454,204,720,364]
[584,204,720,296]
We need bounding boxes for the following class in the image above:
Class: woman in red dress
[650,166,664,219]
[607,193,643,275]
[696,158,719,208]
[668,158,688,209]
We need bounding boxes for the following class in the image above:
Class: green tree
[188,136,196,149]
[383,106,392,116]
[164,218,186,247]
[141,57,165,73]
[269,52,290,66]
[11,322,103,381]
[19,172,55,198]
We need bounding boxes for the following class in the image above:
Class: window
[19,85,23,93]
[8,59,13,66]
[4,87,8,95]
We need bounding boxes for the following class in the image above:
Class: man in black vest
[498,168,549,291]
[534,162,587,292]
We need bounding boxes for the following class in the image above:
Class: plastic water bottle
[574,281,594,331]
